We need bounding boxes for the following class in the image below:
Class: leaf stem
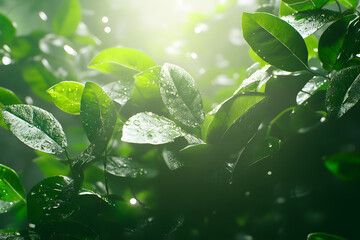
[104,151,109,196]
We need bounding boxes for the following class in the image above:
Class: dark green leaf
[307,232,347,240]
[338,0,359,9]
[102,80,134,106]
[121,112,184,145]
[1,105,67,154]
[0,13,16,45]
[325,66,360,118]
[282,0,329,11]
[318,15,356,71]
[0,87,22,129]
[52,0,82,37]
[282,9,339,38]
[159,63,205,127]
[242,12,308,72]
[47,81,84,115]
[0,164,25,202]
[297,76,328,105]
[80,82,117,147]
[71,143,102,170]
[88,48,157,78]
[324,152,360,180]
[0,232,40,240]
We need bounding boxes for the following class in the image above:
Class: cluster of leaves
[0,0,360,239]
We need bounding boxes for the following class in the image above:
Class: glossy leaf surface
[159,63,205,127]
[0,164,25,202]
[121,112,184,145]
[325,66,360,118]
[1,105,67,154]
[282,0,329,11]
[296,76,328,105]
[80,82,117,146]
[47,81,84,115]
[52,0,82,37]
[338,0,359,9]
[0,87,22,128]
[234,65,272,94]
[103,80,134,106]
[242,12,308,71]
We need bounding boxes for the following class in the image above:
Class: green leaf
[242,12,308,72]
[0,164,25,202]
[318,15,356,71]
[133,66,162,101]
[297,76,328,105]
[121,112,185,145]
[88,48,157,78]
[280,2,296,16]
[34,156,70,178]
[0,87,22,129]
[307,232,347,240]
[0,199,19,214]
[325,66,360,118]
[338,0,359,9]
[282,0,329,11]
[234,65,272,94]
[159,63,205,127]
[305,35,319,59]
[47,81,84,115]
[282,9,339,38]
[0,13,16,45]
[80,82,117,147]
[162,148,184,170]
[324,152,360,180]
[206,92,265,146]
[52,0,82,37]
[103,80,134,106]
[1,105,67,154]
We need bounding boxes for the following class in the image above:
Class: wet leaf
[159,63,205,127]
[162,148,184,170]
[0,87,22,129]
[280,2,296,16]
[0,13,16,45]
[325,66,360,118]
[0,232,40,240]
[53,0,82,37]
[0,164,25,202]
[71,143,102,170]
[103,80,134,106]
[88,48,156,78]
[296,76,328,105]
[80,82,117,147]
[234,65,272,94]
[242,12,308,72]
[0,200,19,214]
[121,112,184,145]
[338,0,359,9]
[282,9,339,38]
[1,105,67,154]
[307,232,347,240]
[282,0,329,11]
[47,81,84,115]
[133,66,162,101]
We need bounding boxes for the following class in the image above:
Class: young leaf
[282,0,329,11]
[1,105,67,154]
[0,13,16,45]
[324,152,360,181]
[0,87,22,129]
[337,0,359,9]
[52,0,82,37]
[318,15,357,71]
[325,66,360,118]
[297,76,328,105]
[88,48,157,78]
[80,82,117,147]
[242,12,309,72]
[307,232,347,240]
[282,9,339,38]
[47,81,84,115]
[159,63,205,127]
[0,164,25,202]
[121,112,185,145]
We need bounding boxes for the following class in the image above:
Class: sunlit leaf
[234,65,272,94]
[296,76,328,105]
[282,0,329,11]
[280,2,296,16]
[0,164,25,202]
[133,66,162,101]
[121,112,185,145]
[0,13,16,45]
[242,12,308,72]
[325,66,360,118]
[282,9,339,38]
[159,63,205,127]
[1,105,67,154]
[338,0,359,9]
[47,81,84,115]
[103,80,134,106]
[0,87,22,129]
[307,232,347,240]
[52,0,82,37]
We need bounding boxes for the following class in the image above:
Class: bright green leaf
[280,2,296,16]
[0,13,16,45]
[338,0,359,9]
[34,156,70,177]
[0,199,19,214]
[282,0,329,11]
[242,12,308,72]
[159,63,205,127]
[47,81,84,115]
[1,105,67,154]
[0,164,25,202]
[121,112,185,145]
[297,76,328,105]
[0,87,22,129]
[308,232,347,240]
[52,0,82,37]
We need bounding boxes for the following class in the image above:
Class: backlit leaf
[102,80,134,106]
[0,13,16,45]
[52,0,82,37]
[0,164,25,202]
[324,152,360,180]
[338,0,359,9]
[0,87,22,129]
[282,0,329,11]
[296,76,328,105]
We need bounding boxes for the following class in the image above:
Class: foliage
[0,0,359,239]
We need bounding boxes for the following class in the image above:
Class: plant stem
[104,151,109,196]
[335,1,342,15]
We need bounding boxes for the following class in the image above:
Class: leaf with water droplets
[338,0,359,9]
[282,9,339,38]
[162,148,184,170]
[282,0,329,11]
[121,112,185,145]
[52,0,81,37]
[0,164,25,202]
[103,80,134,106]
[234,65,272,94]
[1,105,67,154]
[47,81,84,115]
[297,76,328,105]
[159,63,205,127]
[307,232,347,240]
[88,48,157,79]
[325,66,360,118]
[242,12,308,72]
[0,87,22,129]
[80,82,117,148]
[0,199,19,214]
